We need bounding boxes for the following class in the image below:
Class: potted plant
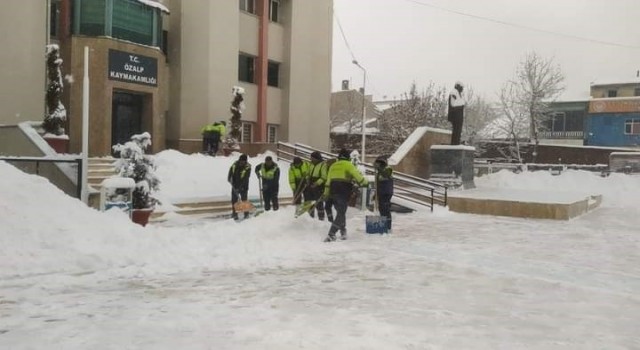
[112,132,160,226]
[42,44,69,153]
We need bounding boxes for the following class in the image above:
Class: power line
[334,10,384,97]
[403,0,640,50]
[334,11,358,62]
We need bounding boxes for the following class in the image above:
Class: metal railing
[0,156,83,199]
[539,130,584,139]
[276,142,448,211]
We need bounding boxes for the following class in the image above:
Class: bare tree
[492,82,530,162]
[512,52,565,161]
[461,86,498,146]
[372,82,448,154]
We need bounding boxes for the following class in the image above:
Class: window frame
[624,119,640,135]
[608,89,618,98]
[241,122,254,143]
[239,0,256,14]
[634,88,640,97]
[267,60,280,87]
[267,124,278,143]
[238,53,256,84]
[269,0,280,22]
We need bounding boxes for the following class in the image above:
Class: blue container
[366,215,388,234]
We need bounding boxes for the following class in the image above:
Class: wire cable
[403,0,640,50]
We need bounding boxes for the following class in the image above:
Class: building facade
[540,101,588,146]
[586,98,640,147]
[0,0,332,156]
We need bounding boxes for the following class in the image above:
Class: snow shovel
[295,199,317,218]
[232,187,255,213]
[254,175,265,216]
[366,169,387,234]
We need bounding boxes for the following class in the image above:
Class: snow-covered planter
[42,44,68,153]
[112,132,160,226]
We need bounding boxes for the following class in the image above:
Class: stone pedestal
[429,145,475,189]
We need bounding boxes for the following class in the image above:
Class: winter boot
[340,229,347,240]
[324,234,337,242]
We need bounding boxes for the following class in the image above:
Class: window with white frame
[624,119,640,135]
[269,0,280,22]
[239,0,256,14]
[241,122,253,143]
[267,124,278,143]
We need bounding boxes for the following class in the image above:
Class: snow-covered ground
[1,154,639,349]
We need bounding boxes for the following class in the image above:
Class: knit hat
[338,148,350,160]
[239,154,248,162]
[265,156,273,162]
[310,151,323,161]
[375,156,387,167]
[293,157,302,165]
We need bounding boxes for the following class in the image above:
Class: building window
[608,89,618,98]
[269,0,280,22]
[50,0,60,38]
[73,0,163,47]
[635,88,640,97]
[112,0,157,46]
[268,61,280,87]
[241,122,253,143]
[624,119,640,135]
[267,124,278,143]
[238,53,256,83]
[239,0,256,14]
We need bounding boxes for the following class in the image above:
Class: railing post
[36,160,40,175]
[430,188,434,212]
[76,158,83,199]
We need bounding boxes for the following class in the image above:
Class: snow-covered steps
[87,157,117,190]
[150,197,295,222]
[448,187,602,220]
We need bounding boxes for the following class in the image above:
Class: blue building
[586,98,640,147]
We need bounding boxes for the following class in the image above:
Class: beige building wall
[283,0,333,150]
[0,0,46,125]
[168,0,332,152]
[591,83,640,98]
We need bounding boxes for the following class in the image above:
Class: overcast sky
[331,0,640,102]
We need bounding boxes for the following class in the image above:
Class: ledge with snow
[448,187,602,220]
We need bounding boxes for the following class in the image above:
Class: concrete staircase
[88,157,119,191]
[151,197,294,222]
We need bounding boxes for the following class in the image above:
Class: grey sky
[332,0,640,102]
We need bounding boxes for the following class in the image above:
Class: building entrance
[111,91,143,151]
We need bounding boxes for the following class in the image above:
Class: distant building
[540,101,588,146]
[583,80,640,147]
[330,88,380,135]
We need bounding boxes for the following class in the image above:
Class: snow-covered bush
[42,44,67,136]
[112,132,160,209]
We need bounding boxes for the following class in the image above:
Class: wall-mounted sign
[589,98,640,114]
[108,49,158,87]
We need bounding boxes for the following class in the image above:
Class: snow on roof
[331,118,379,135]
[388,127,451,165]
[590,79,640,87]
[136,0,170,13]
[431,145,476,151]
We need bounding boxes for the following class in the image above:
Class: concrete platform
[448,187,602,220]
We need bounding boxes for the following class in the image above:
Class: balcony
[539,131,584,139]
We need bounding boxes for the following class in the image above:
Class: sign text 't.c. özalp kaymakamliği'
[108,49,158,87]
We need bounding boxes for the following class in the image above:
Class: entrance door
[112,92,143,151]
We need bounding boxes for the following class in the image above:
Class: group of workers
[227,148,394,242]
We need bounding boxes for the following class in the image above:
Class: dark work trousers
[328,195,349,237]
[293,181,306,205]
[231,189,249,219]
[324,198,334,222]
[307,185,325,220]
[450,115,463,145]
[203,136,220,155]
[378,194,393,230]
[262,186,279,211]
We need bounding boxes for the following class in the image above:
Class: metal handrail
[0,156,83,199]
[276,142,448,210]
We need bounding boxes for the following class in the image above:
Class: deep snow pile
[0,160,338,279]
